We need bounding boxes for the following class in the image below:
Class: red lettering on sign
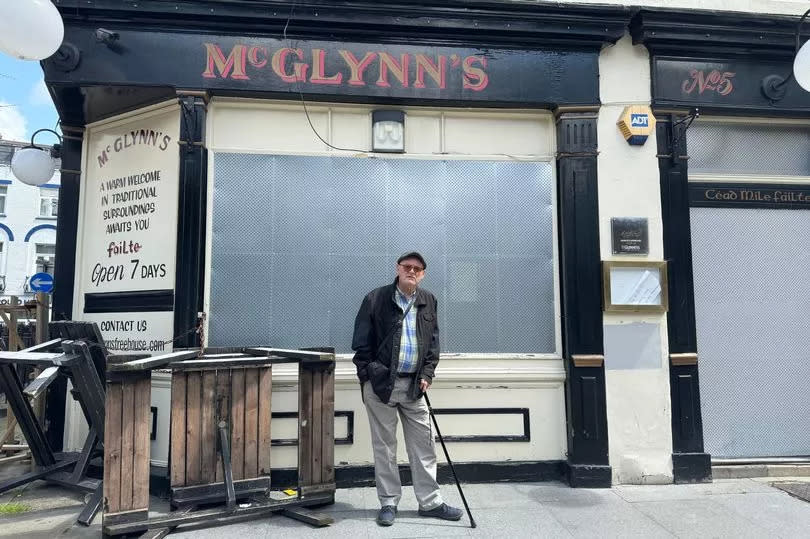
[682,69,735,96]
[202,44,249,80]
[248,46,267,68]
[413,54,446,89]
[377,53,409,88]
[310,49,343,85]
[463,56,489,91]
[202,43,491,94]
[339,50,377,86]
[271,48,308,83]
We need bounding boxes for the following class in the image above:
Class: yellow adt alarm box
[617,105,655,146]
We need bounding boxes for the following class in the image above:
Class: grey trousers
[363,377,443,510]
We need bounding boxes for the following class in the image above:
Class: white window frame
[0,185,7,215]
[34,243,56,275]
[39,188,59,218]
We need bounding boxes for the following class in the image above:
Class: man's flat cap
[397,251,427,269]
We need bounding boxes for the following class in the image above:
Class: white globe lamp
[793,39,810,92]
[10,129,62,187]
[0,0,65,60]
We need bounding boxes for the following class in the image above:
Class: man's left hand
[419,378,431,392]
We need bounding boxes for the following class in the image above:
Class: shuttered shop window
[689,122,810,176]
[208,154,557,354]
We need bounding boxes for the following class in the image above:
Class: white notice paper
[610,267,662,306]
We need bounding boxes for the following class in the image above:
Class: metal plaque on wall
[611,217,649,255]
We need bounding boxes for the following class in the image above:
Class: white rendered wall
[0,161,59,298]
[543,0,808,16]
[598,35,673,485]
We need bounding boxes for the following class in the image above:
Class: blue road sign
[29,272,54,293]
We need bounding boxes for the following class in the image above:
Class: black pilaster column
[48,124,84,451]
[656,115,711,483]
[556,111,611,488]
[173,93,208,348]
[52,125,82,321]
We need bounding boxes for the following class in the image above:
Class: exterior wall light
[11,129,62,187]
[372,110,406,153]
[762,8,810,101]
[0,0,64,61]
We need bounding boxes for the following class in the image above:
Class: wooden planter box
[102,347,336,536]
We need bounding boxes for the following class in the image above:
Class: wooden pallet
[169,365,273,505]
[102,347,336,536]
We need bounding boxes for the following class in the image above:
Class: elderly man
[352,251,463,527]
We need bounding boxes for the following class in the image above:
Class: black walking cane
[423,392,477,528]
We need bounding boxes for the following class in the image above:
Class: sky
[0,53,60,144]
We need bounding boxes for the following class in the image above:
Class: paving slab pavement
[1,478,809,538]
[168,479,810,539]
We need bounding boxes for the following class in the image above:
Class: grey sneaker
[418,503,463,521]
[377,505,397,526]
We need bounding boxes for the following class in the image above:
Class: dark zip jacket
[351,279,440,404]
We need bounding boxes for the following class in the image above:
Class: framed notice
[602,261,668,313]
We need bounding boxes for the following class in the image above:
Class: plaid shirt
[394,287,418,374]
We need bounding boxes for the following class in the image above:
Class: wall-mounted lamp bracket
[50,42,81,73]
[28,129,63,159]
[760,8,810,103]
[670,108,699,160]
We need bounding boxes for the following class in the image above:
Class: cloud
[29,79,52,106]
[0,101,27,141]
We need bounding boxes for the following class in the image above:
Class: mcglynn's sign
[202,43,490,91]
[45,30,600,105]
[190,38,598,104]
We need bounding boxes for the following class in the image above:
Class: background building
[0,138,59,299]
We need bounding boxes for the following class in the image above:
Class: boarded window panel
[210,154,556,354]
[692,207,810,457]
[689,122,810,176]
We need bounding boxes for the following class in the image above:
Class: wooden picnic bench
[0,321,127,526]
[102,346,336,536]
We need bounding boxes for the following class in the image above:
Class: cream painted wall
[542,0,808,16]
[198,98,567,468]
[151,361,567,467]
[598,35,674,485]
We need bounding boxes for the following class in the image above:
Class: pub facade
[40,0,809,489]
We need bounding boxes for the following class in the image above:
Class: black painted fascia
[630,7,803,59]
[53,0,630,50]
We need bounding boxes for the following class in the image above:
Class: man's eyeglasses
[398,263,424,274]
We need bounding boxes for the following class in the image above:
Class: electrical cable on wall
[282,1,370,155]
[279,4,539,162]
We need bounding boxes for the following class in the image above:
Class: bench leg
[70,428,98,484]
[77,484,103,526]
[0,458,77,493]
[0,364,55,466]
[218,421,235,511]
